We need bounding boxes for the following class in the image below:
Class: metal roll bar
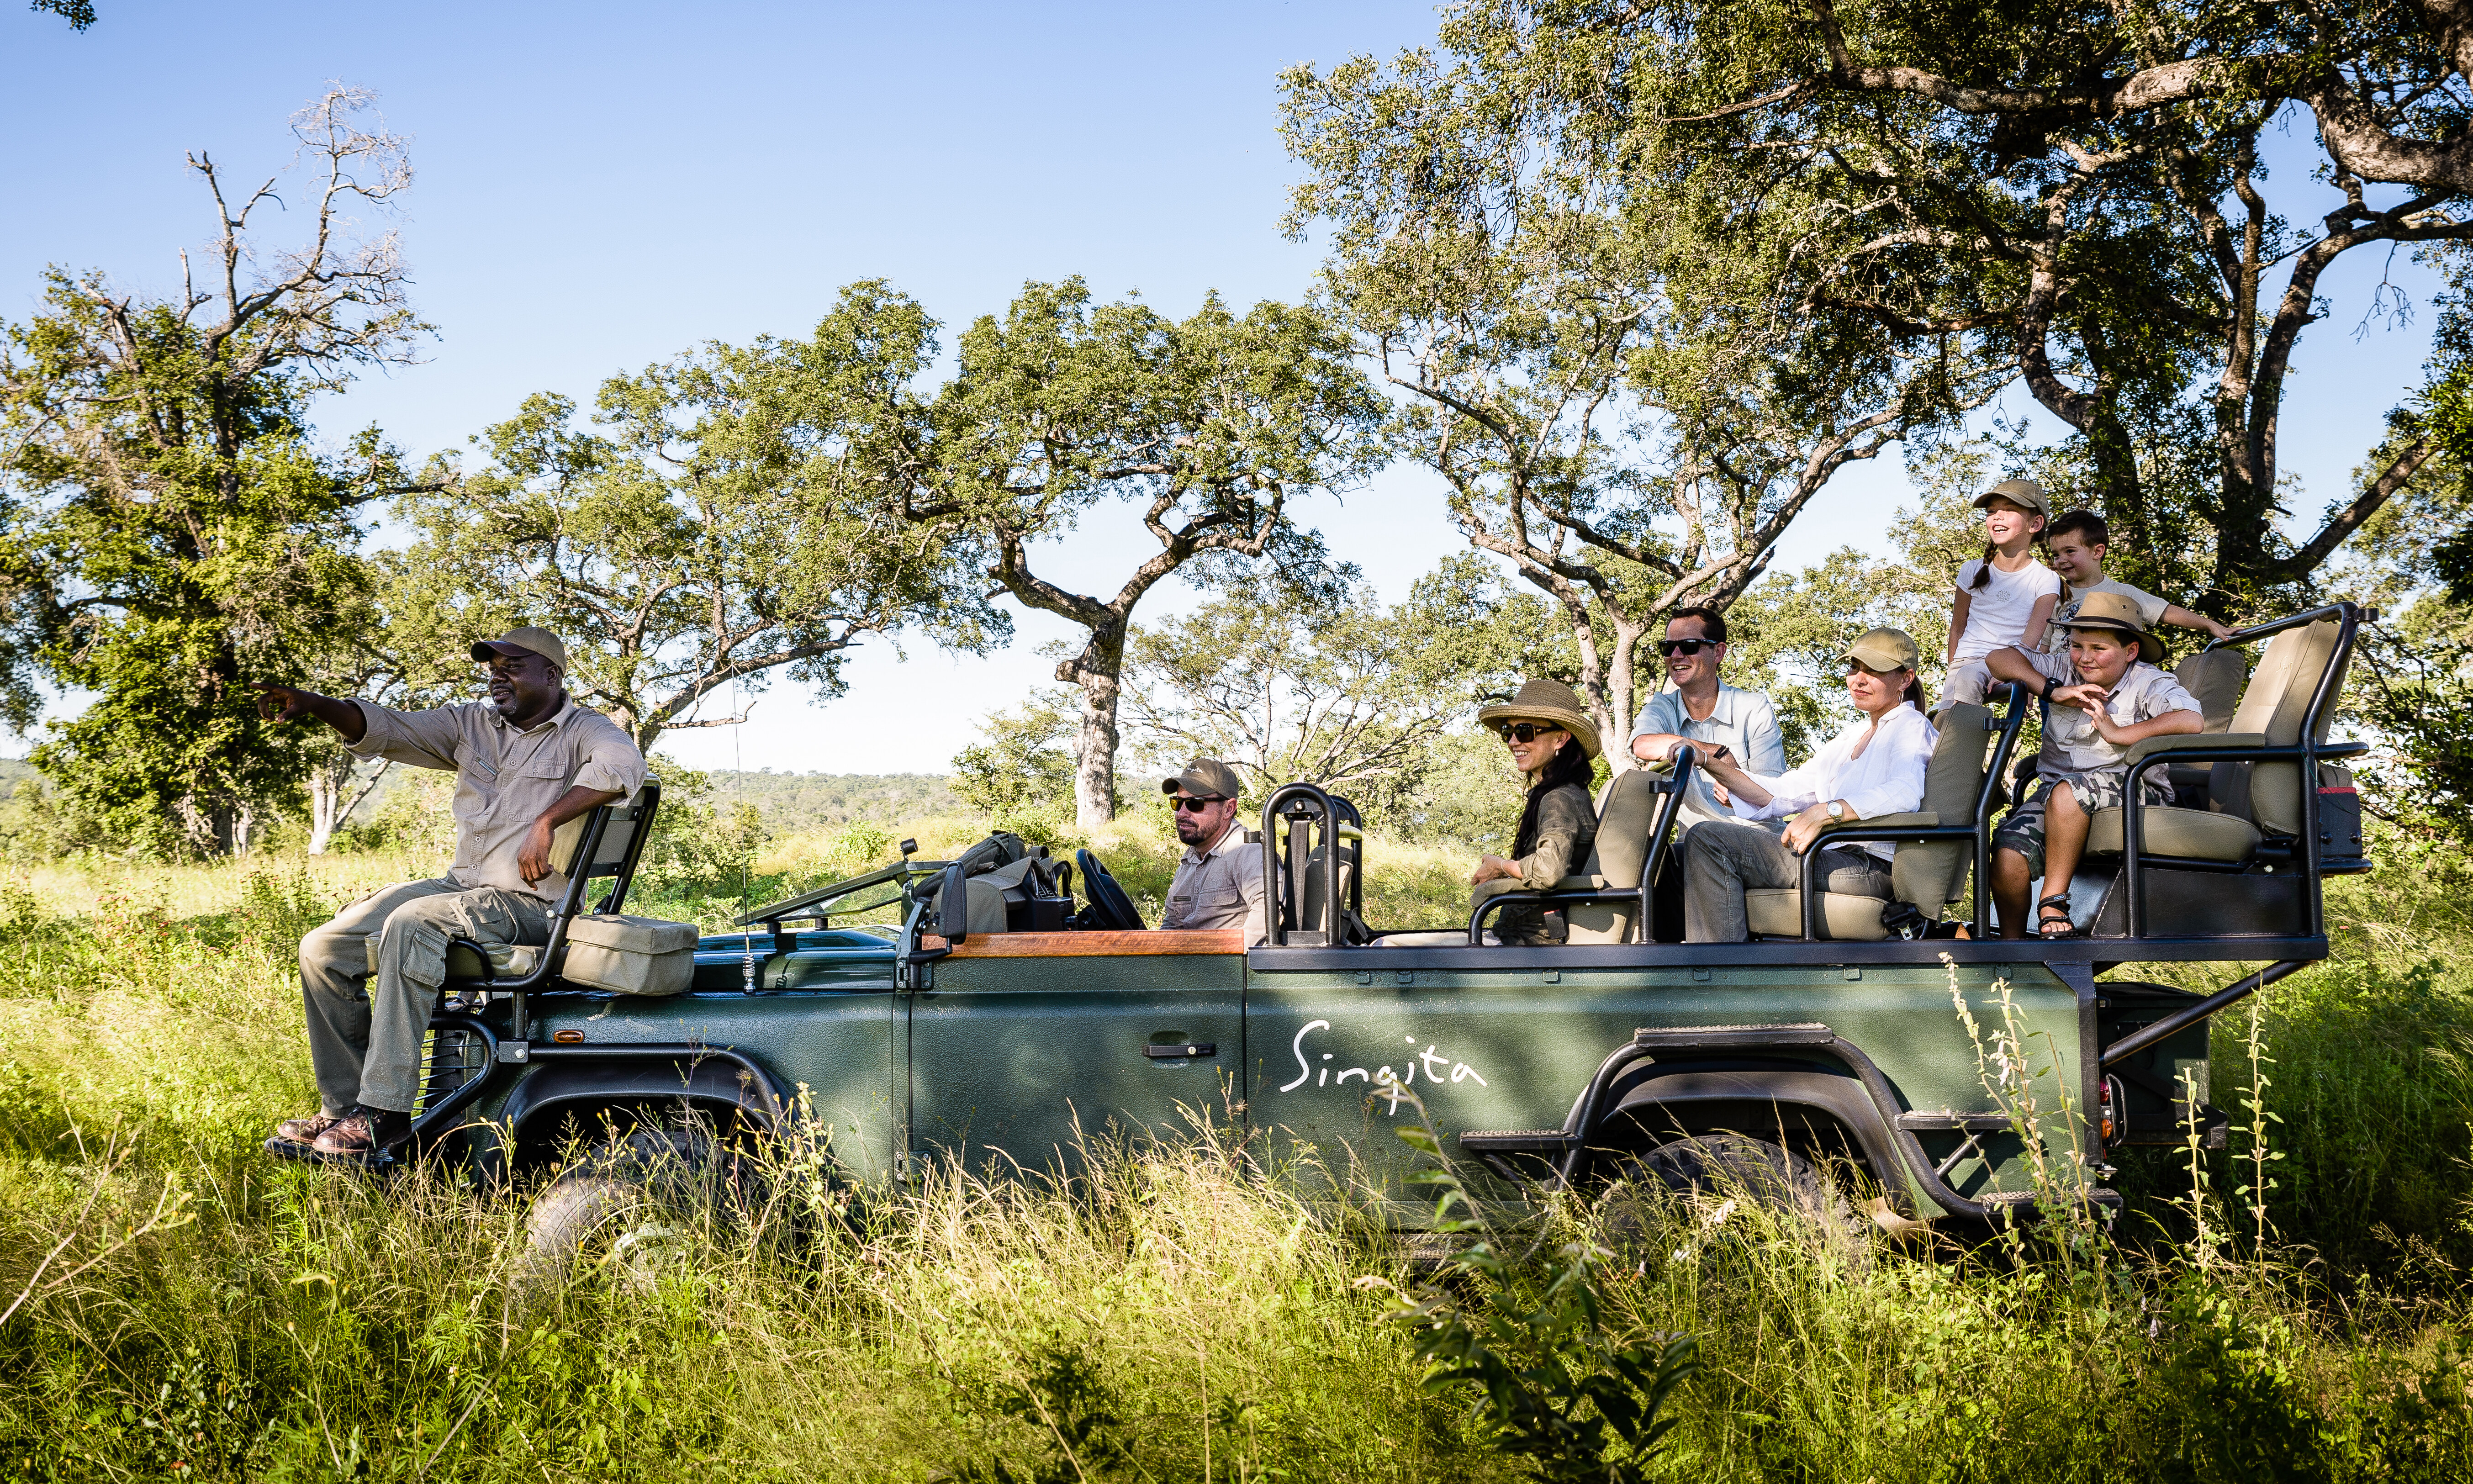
[1261,782,1342,947]
[2120,602,2363,938]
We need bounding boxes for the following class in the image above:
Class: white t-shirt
[1952,557,2062,661]
[1731,704,1939,862]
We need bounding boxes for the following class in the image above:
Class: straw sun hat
[1475,678,1602,759]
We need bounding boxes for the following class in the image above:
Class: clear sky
[0,1,2443,774]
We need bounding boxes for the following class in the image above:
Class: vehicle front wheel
[507,1128,750,1306]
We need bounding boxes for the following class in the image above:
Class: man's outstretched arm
[253,683,368,744]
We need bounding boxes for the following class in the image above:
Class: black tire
[508,1127,754,1305]
[1610,1132,1870,1260]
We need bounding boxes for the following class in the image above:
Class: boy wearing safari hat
[1984,593,2203,939]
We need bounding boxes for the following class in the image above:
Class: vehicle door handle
[1144,1042,1216,1059]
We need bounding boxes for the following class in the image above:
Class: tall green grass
[0,842,2470,1478]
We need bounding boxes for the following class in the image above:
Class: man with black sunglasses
[1159,759,1270,942]
[1627,606,1786,827]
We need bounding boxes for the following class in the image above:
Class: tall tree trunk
[306,750,390,855]
[1060,622,1128,830]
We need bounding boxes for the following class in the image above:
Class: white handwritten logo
[1278,1019,1488,1114]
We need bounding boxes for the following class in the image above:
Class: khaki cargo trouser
[298,879,550,1114]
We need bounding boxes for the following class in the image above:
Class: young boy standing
[1983,593,2204,938]
[2042,509,2233,651]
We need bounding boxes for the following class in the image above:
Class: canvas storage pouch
[561,913,701,996]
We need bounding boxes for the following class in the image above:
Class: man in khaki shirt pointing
[252,627,647,1159]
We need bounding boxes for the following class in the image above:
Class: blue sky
[0,1,2443,773]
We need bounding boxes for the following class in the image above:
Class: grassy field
[1,821,2472,1479]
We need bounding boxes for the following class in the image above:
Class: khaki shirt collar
[489,693,575,738]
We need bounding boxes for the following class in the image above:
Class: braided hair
[1511,731,1595,859]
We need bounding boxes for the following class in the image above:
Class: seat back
[1889,702,1994,911]
[1567,768,1663,945]
[2174,649,2248,733]
[2212,620,2347,836]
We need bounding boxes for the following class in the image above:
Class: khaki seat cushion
[2174,650,2249,734]
[2086,806,2262,863]
[2214,620,2349,837]
[1745,887,1893,941]
[408,940,543,982]
[562,913,700,997]
[1892,702,1994,911]
[1567,769,1663,945]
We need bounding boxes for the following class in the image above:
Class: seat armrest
[1546,874,1613,892]
[1816,811,1937,834]
[2126,732,2266,769]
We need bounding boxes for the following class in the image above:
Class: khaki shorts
[1993,772,2170,878]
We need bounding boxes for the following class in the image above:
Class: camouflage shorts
[1992,772,2171,880]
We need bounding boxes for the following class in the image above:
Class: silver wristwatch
[1826,801,1846,821]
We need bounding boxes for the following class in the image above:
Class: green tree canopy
[914,280,1388,828]
[0,87,431,854]
[397,282,1004,755]
[1281,13,2001,761]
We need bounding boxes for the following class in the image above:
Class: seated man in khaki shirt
[251,627,648,1159]
[1158,760,1271,944]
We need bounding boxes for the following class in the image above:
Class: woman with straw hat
[1463,678,1602,945]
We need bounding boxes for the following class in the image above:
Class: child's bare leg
[2038,783,2089,935]
[1992,847,2033,939]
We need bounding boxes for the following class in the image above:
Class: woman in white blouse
[1679,628,1939,942]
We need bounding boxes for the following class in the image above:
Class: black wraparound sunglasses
[1659,638,1718,656]
[1494,722,1564,744]
[1171,795,1228,813]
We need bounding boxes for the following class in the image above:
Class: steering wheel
[1074,849,1145,931]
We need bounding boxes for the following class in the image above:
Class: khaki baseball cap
[1844,627,1921,673]
[2062,591,2165,663]
[1974,477,2050,520]
[1162,759,1246,801]
[470,626,569,674]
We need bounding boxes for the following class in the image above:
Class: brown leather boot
[273,1111,343,1145]
[311,1106,413,1159]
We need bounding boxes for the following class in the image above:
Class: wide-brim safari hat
[1475,678,1601,758]
[2061,590,2166,663]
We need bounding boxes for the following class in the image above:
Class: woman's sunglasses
[1659,638,1717,656]
[1171,795,1227,813]
[1494,722,1564,744]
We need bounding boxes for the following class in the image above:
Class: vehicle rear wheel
[1602,1132,1869,1262]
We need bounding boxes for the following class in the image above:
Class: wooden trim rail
[925,929,1245,958]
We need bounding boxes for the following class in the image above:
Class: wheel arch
[1600,1064,1914,1215]
[499,1058,780,1172]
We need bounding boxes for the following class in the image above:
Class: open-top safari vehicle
[369,602,2369,1251]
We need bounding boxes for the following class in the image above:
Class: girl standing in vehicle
[1468,679,1601,945]
[1942,477,2061,704]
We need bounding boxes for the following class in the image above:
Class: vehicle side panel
[908,952,1243,1177]
[487,988,902,1179]
[1244,961,2087,1220]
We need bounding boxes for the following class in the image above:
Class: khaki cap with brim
[1474,677,1602,759]
[1162,759,1247,801]
[471,626,569,675]
[1973,476,2050,521]
[1844,627,1921,674]
[2062,590,2166,664]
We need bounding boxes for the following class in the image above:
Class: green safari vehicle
[369,602,2370,1245]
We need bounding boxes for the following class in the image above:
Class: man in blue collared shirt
[1628,606,1787,826]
